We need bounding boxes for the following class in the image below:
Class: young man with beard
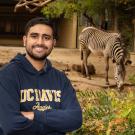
[0,17,82,135]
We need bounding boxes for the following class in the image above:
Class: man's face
[23,24,56,61]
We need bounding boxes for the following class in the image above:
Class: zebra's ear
[112,59,116,63]
[125,60,132,65]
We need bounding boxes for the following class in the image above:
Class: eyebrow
[30,32,52,37]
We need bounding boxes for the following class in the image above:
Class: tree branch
[14,0,55,13]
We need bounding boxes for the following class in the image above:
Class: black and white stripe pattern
[79,26,126,90]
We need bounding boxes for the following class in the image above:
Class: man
[0,17,82,135]
[0,125,4,135]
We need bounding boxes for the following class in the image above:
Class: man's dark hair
[24,17,56,38]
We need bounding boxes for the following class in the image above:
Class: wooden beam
[132,19,135,52]
[14,0,55,13]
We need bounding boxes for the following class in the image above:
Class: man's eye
[44,36,51,40]
[31,35,37,38]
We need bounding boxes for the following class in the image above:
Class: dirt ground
[0,46,135,91]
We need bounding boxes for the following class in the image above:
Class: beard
[25,44,53,61]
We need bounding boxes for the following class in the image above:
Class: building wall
[0,5,39,46]
[0,38,23,46]
[56,14,78,48]
[0,4,78,48]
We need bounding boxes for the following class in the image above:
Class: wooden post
[133,19,135,52]
[130,19,135,66]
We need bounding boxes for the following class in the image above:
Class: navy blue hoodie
[0,54,82,135]
[0,125,4,135]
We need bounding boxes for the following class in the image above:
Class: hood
[10,53,52,75]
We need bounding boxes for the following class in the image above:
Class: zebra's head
[114,60,126,91]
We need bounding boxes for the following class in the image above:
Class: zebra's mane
[82,26,121,37]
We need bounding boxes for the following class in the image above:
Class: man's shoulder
[0,62,19,75]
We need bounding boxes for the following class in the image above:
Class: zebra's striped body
[79,26,126,90]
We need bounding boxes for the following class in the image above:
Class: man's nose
[37,37,44,44]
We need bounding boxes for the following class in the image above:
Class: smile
[33,46,48,52]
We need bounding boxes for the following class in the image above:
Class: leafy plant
[128,74,135,85]
[68,89,135,135]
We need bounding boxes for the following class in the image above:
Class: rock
[71,63,96,75]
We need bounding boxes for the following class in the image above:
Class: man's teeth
[35,47,44,51]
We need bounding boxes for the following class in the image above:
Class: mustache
[32,45,48,49]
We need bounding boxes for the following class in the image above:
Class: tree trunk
[99,11,106,30]
[114,9,119,32]
[133,19,135,52]
[99,9,109,30]
[83,12,95,26]
[114,0,119,32]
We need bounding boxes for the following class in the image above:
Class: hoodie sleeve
[0,125,4,135]
[0,75,52,135]
[34,75,82,133]
[0,83,32,135]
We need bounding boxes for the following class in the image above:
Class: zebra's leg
[104,56,109,85]
[82,49,91,79]
[81,60,85,77]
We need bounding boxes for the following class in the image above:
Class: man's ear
[23,36,26,47]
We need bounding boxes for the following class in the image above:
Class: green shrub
[128,74,135,85]
[69,89,135,135]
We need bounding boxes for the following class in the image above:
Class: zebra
[79,26,126,90]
